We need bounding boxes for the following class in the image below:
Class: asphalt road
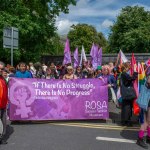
[0,121,146,150]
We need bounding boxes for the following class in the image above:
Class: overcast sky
[55,0,150,38]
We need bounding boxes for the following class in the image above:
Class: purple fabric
[63,39,72,65]
[9,78,109,121]
[145,59,150,67]
[90,44,98,70]
[146,66,150,76]
[73,48,79,68]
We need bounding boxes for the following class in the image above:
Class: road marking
[96,137,136,143]
[59,123,139,129]
[23,121,139,130]
[0,120,3,134]
[50,123,139,131]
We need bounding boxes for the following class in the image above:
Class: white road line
[0,120,3,134]
[96,137,136,143]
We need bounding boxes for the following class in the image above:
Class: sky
[55,0,150,38]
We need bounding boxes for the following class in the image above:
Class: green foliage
[67,24,108,53]
[45,33,64,55]
[0,0,76,65]
[108,6,150,53]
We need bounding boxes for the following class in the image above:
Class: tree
[67,24,108,53]
[0,0,76,64]
[98,32,108,51]
[46,33,64,55]
[108,6,150,53]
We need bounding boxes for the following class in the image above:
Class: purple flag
[63,39,72,65]
[73,48,79,68]
[98,47,102,66]
[90,44,98,70]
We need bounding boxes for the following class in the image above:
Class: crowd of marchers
[0,60,150,149]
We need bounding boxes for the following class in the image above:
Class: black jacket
[121,72,138,87]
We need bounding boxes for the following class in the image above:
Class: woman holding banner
[63,66,77,79]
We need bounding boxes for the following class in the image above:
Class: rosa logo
[85,101,107,110]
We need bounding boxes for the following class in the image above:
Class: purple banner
[9,78,108,121]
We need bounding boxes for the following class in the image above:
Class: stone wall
[41,53,150,65]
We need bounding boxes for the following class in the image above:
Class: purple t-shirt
[146,66,150,77]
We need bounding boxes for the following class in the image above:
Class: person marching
[136,75,150,149]
[63,66,77,79]
[15,62,32,78]
[120,62,138,126]
[0,61,8,144]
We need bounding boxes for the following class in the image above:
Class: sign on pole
[3,27,19,66]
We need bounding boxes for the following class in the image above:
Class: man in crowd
[0,61,8,144]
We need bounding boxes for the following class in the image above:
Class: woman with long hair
[75,66,82,79]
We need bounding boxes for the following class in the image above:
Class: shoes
[137,138,148,149]
[146,136,150,144]
[0,139,8,145]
